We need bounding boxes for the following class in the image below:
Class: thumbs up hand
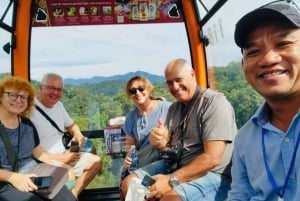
[150,118,169,150]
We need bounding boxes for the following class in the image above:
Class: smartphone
[141,175,156,187]
[70,141,80,152]
[32,176,52,189]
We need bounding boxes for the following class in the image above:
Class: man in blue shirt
[228,1,300,200]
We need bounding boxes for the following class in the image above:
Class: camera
[70,141,80,152]
[159,145,183,173]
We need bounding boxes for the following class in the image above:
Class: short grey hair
[40,73,64,87]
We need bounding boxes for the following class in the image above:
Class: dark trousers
[0,185,76,201]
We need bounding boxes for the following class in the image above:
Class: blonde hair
[0,76,35,117]
[125,76,166,100]
[125,76,154,97]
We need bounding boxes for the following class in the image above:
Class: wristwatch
[168,173,179,188]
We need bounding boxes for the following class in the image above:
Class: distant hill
[64,71,165,86]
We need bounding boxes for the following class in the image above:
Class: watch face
[169,174,179,188]
[171,178,179,186]
[168,179,174,188]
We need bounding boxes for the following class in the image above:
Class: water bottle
[81,137,93,152]
[128,145,138,173]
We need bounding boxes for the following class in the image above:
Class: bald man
[121,58,237,201]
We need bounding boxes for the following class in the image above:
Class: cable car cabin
[0,0,277,200]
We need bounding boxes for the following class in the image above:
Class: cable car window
[30,0,190,189]
[0,1,13,76]
[201,0,272,68]
[199,0,270,128]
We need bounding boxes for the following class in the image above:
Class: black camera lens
[159,145,183,173]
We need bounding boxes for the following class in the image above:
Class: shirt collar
[251,101,272,127]
[252,101,300,128]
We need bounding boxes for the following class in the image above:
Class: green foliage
[0,73,11,79]
[60,63,263,129]
[86,138,122,188]
[81,80,126,97]
[0,63,262,130]
[214,61,264,128]
[59,80,175,131]
[0,64,265,189]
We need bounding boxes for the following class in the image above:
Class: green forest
[58,61,263,130]
[53,62,265,189]
[0,62,264,188]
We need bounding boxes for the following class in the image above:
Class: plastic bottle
[81,137,93,152]
[128,145,138,173]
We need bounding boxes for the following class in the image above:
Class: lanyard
[262,128,300,198]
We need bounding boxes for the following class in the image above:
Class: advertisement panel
[32,0,183,26]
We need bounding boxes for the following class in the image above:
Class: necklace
[141,113,148,128]
[138,100,156,128]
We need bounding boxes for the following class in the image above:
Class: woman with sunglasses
[0,76,76,201]
[122,76,172,172]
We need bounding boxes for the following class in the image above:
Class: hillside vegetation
[0,63,264,188]
[60,62,263,130]
[1,63,263,129]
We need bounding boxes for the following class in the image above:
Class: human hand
[64,150,81,163]
[123,154,132,168]
[150,118,169,149]
[8,172,38,192]
[73,134,85,148]
[148,174,171,199]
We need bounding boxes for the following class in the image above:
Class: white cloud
[203,0,276,67]
[2,0,299,79]
[30,23,190,80]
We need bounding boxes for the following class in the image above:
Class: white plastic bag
[125,177,150,201]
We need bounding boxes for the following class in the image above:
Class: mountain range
[64,71,165,86]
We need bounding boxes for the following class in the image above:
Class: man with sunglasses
[228,1,300,200]
[30,73,101,199]
[121,59,237,201]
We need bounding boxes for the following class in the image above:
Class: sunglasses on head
[128,85,145,95]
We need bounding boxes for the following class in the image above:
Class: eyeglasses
[42,85,64,93]
[3,91,28,102]
[260,0,300,11]
[128,85,145,95]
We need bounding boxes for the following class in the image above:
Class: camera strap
[168,87,204,148]
[0,117,21,171]
[35,104,64,134]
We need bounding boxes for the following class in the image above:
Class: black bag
[137,144,160,168]
[62,132,73,148]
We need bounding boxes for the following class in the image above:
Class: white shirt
[30,97,74,154]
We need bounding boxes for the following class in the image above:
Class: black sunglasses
[128,85,145,95]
